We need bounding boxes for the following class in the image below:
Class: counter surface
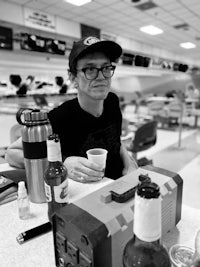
[0,168,200,267]
[0,176,112,267]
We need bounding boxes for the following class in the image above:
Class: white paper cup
[86,148,108,172]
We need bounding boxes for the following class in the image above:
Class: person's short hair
[69,36,122,75]
[9,75,22,87]
[55,76,64,86]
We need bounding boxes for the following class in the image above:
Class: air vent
[173,23,190,30]
[134,1,158,11]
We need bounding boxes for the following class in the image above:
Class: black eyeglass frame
[76,65,116,80]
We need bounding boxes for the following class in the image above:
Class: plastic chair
[167,100,183,126]
[126,120,157,166]
[147,101,165,118]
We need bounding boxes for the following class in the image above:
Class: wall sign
[24,7,56,33]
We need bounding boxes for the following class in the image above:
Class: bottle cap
[137,181,160,199]
[48,133,59,142]
[24,109,48,123]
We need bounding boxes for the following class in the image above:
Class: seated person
[5,36,138,183]
[55,76,68,94]
[17,84,28,96]
[9,75,23,95]
[9,75,32,96]
[185,85,199,100]
[134,91,143,114]
[165,90,176,98]
[23,75,35,92]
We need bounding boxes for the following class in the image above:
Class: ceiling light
[140,25,163,35]
[64,0,92,6]
[180,42,196,49]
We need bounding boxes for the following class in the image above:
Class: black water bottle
[123,181,171,267]
[44,134,68,222]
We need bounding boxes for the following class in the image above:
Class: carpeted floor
[179,155,200,209]
[149,131,200,209]
[152,131,200,173]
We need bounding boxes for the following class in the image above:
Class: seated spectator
[165,90,176,98]
[134,91,143,114]
[185,84,199,100]
[9,75,33,96]
[55,76,68,94]
[9,75,22,95]
[24,75,35,92]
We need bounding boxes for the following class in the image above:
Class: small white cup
[86,148,108,172]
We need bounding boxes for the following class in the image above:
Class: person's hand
[64,156,104,183]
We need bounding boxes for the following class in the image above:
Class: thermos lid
[24,109,48,122]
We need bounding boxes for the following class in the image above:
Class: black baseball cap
[69,36,122,73]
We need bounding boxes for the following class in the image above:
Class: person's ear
[68,71,75,83]
[68,72,78,89]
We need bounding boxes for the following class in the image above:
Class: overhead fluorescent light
[180,42,196,49]
[140,25,163,35]
[64,0,92,6]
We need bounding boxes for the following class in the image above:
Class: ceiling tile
[95,7,117,15]
[95,0,119,5]
[122,7,138,15]
[24,1,49,10]
[40,0,59,4]
[6,0,30,4]
[43,5,67,15]
[2,0,200,64]
[53,1,78,11]
[81,1,103,10]
[110,1,131,11]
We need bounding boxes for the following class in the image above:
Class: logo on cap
[83,36,100,46]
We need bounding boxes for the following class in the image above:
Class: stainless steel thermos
[17,108,52,203]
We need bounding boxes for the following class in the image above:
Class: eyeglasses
[77,65,116,80]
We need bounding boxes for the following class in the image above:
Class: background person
[55,76,68,94]
[18,75,35,95]
[6,36,138,182]
[9,74,24,95]
[134,90,143,114]
[185,84,200,100]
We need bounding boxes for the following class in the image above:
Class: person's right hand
[64,156,104,183]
